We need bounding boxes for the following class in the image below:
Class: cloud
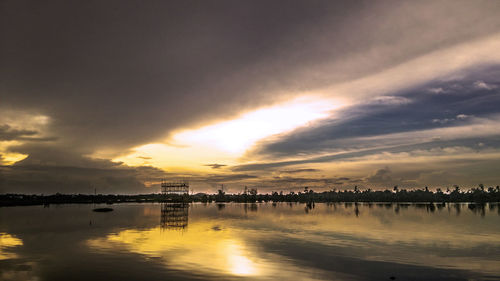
[3,1,500,157]
[137,156,152,160]
[0,161,168,194]
[416,171,455,186]
[204,163,227,169]
[0,125,55,142]
[473,80,497,90]
[202,174,258,182]
[366,167,393,185]
[246,66,500,161]
[432,114,470,124]
[428,87,446,94]
[233,132,500,173]
[2,1,500,192]
[371,96,412,105]
[0,124,37,141]
[279,169,321,174]
[264,176,351,189]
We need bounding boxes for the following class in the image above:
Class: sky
[1,0,500,194]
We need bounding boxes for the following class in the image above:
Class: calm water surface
[1,202,499,281]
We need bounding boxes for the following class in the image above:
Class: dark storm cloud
[0,146,169,194]
[2,0,500,156]
[2,0,500,192]
[1,0,356,155]
[0,163,168,194]
[249,65,500,159]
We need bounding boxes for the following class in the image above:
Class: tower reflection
[160,203,189,231]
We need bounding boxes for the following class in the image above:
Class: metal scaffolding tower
[161,180,189,195]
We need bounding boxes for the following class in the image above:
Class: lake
[1,202,499,281]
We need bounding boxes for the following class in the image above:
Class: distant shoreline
[2,187,499,207]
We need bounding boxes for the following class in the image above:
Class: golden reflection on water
[86,203,500,279]
[88,222,262,277]
[87,203,337,280]
[0,232,23,260]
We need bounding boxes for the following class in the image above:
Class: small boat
[92,207,114,212]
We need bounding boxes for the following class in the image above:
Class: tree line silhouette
[1,184,499,206]
[197,184,500,203]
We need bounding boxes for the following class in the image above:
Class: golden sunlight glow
[87,221,260,277]
[0,112,51,166]
[0,141,28,165]
[174,97,340,154]
[110,96,344,171]
[0,233,23,260]
[0,151,28,165]
[225,242,257,276]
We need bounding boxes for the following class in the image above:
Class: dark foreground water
[1,203,499,281]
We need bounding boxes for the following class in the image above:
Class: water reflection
[0,203,499,280]
[86,210,323,279]
[87,224,263,277]
[160,203,189,231]
[0,232,23,260]
[243,203,258,213]
[468,203,486,217]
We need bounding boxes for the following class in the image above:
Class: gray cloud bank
[1,0,500,193]
[246,65,500,161]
